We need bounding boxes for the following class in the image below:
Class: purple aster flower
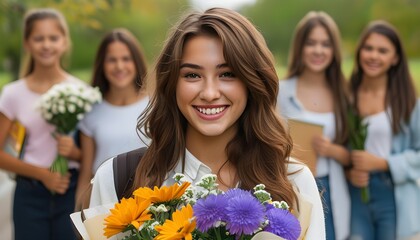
[224,189,265,235]
[193,194,228,232]
[224,188,252,200]
[265,208,301,240]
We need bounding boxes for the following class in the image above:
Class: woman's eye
[362,45,372,51]
[305,40,315,46]
[322,42,332,48]
[220,72,235,78]
[123,56,132,62]
[50,36,59,42]
[33,36,43,42]
[185,73,200,78]
[105,58,116,63]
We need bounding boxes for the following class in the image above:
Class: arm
[312,135,351,166]
[76,132,95,205]
[386,100,420,185]
[0,113,70,194]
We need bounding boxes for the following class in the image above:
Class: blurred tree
[0,0,188,81]
[370,0,420,57]
[0,0,111,80]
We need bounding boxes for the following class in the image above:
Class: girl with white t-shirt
[76,29,149,204]
[0,8,82,240]
[278,11,351,240]
[347,20,420,240]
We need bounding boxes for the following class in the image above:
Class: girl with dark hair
[0,8,83,240]
[76,28,149,202]
[89,8,325,239]
[347,20,420,240]
[278,11,350,240]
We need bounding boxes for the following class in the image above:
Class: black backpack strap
[113,147,147,199]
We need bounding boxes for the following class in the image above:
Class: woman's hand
[39,169,71,194]
[56,134,81,161]
[312,135,351,166]
[347,168,369,187]
[351,150,389,171]
[312,135,332,157]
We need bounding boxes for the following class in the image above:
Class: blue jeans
[13,169,78,240]
[348,172,396,240]
[316,175,336,240]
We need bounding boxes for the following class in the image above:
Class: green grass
[1,58,420,93]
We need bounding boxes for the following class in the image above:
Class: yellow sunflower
[133,182,191,204]
[154,204,196,240]
[103,197,152,238]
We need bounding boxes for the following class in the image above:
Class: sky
[190,0,257,10]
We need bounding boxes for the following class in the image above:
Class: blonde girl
[0,8,82,240]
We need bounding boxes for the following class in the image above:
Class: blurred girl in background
[76,28,149,203]
[0,8,82,240]
[277,11,350,240]
[347,20,420,240]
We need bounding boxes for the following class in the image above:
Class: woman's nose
[199,78,221,101]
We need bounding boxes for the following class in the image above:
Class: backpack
[73,147,146,239]
[112,147,147,199]
[76,147,146,213]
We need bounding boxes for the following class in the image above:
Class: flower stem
[50,155,68,176]
[361,187,370,203]
[214,227,222,240]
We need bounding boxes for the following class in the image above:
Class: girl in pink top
[0,8,82,240]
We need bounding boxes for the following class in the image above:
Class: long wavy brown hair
[287,11,349,144]
[133,8,297,206]
[350,20,416,134]
[91,28,148,95]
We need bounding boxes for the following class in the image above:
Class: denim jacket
[387,99,420,238]
[277,77,350,240]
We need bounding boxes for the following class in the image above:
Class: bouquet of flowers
[38,82,102,175]
[348,108,369,203]
[103,174,301,240]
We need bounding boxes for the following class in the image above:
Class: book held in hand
[3,120,26,159]
[288,119,323,176]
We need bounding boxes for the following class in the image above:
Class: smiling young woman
[88,8,325,239]
[76,28,149,206]
[347,20,420,240]
[278,11,350,240]
[0,8,83,240]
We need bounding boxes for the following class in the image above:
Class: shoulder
[279,77,297,92]
[90,157,117,207]
[1,79,25,93]
[286,158,319,198]
[287,159,314,185]
[412,99,420,116]
[278,77,297,106]
[94,157,114,179]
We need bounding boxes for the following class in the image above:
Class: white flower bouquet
[38,82,102,175]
